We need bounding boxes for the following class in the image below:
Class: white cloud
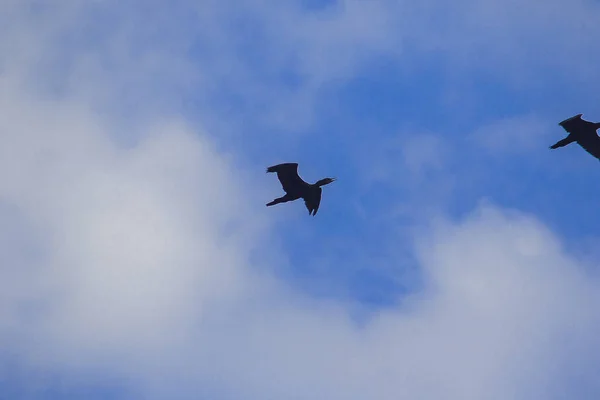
[38,0,594,132]
[204,0,600,99]
[2,1,600,399]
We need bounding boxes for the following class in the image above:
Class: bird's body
[550,114,600,160]
[265,163,335,216]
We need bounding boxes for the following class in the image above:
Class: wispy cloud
[470,114,555,155]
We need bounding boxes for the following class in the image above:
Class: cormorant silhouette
[550,114,600,160]
[266,163,336,216]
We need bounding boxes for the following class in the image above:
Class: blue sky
[2,0,600,399]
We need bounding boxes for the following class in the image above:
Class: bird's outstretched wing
[559,114,597,135]
[303,187,322,216]
[558,114,600,159]
[266,163,305,193]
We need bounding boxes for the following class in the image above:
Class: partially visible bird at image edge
[550,113,600,160]
[266,163,336,216]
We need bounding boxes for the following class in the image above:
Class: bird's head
[316,177,336,187]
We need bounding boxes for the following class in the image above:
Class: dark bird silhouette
[550,114,600,160]
[266,163,336,216]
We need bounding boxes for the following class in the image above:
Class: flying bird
[266,163,336,216]
[550,114,600,160]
